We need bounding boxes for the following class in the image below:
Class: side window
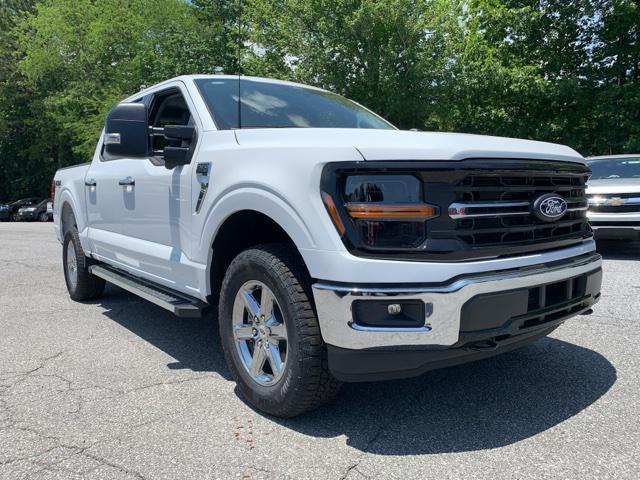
[149,90,193,152]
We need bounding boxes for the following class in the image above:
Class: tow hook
[466,339,499,352]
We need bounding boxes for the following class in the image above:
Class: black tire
[11,214,19,222]
[63,228,105,301]
[219,244,340,417]
[38,212,48,222]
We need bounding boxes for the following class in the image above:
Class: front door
[99,83,202,295]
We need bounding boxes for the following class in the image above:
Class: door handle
[118,177,135,186]
[85,179,96,187]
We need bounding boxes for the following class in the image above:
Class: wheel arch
[59,198,78,237]
[207,209,307,304]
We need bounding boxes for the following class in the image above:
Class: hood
[587,177,640,195]
[234,128,585,163]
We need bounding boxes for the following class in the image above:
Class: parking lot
[0,222,638,479]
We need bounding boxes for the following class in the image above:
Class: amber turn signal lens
[321,192,346,236]
[345,203,438,220]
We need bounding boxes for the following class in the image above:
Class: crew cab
[586,155,640,240]
[52,75,602,417]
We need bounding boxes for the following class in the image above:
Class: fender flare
[56,189,87,244]
[199,187,316,256]
[196,188,320,296]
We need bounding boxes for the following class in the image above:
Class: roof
[132,74,328,99]
[586,154,640,160]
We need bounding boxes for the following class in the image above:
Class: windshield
[195,78,395,130]
[587,157,640,180]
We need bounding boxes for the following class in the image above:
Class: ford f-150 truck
[53,75,602,417]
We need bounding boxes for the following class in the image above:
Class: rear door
[84,134,129,261]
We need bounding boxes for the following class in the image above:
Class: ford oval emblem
[533,194,568,222]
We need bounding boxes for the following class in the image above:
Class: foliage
[0,0,639,201]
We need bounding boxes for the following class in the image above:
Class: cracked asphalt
[1,223,639,479]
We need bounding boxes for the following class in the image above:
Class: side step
[89,264,208,318]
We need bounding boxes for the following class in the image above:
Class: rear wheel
[219,244,340,417]
[63,228,105,301]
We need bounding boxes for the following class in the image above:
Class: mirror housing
[104,103,149,157]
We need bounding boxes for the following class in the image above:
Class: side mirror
[104,103,149,157]
[163,125,195,141]
[150,124,196,169]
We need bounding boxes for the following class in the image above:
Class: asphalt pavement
[0,222,638,479]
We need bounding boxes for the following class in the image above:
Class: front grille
[425,161,592,259]
[588,193,640,213]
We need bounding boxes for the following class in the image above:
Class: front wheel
[38,212,49,222]
[63,228,105,301]
[219,244,340,417]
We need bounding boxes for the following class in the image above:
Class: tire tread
[63,228,105,301]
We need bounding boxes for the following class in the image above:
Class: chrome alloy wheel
[66,241,78,287]
[232,281,288,386]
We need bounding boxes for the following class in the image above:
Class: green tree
[16,0,218,160]
[2,0,640,202]
[589,0,640,153]
[245,0,462,129]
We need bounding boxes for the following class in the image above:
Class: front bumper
[588,211,640,240]
[312,252,602,380]
[15,211,38,220]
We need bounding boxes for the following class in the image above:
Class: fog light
[352,300,425,328]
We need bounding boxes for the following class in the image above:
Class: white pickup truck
[53,75,602,417]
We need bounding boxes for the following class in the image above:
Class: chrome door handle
[85,179,96,187]
[118,177,135,186]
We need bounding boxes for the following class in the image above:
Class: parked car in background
[15,199,50,222]
[586,155,640,240]
[0,197,42,221]
[0,203,10,221]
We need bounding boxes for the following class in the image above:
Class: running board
[89,264,208,318]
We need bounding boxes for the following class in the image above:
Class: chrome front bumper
[312,253,602,350]
[588,211,640,238]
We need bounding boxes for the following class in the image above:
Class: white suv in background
[586,155,640,240]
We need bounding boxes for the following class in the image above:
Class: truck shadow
[95,285,616,455]
[278,339,616,455]
[596,239,640,259]
[95,284,231,379]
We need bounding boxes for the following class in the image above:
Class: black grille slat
[435,218,586,236]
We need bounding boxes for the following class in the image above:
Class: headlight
[322,170,439,250]
[23,207,36,212]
